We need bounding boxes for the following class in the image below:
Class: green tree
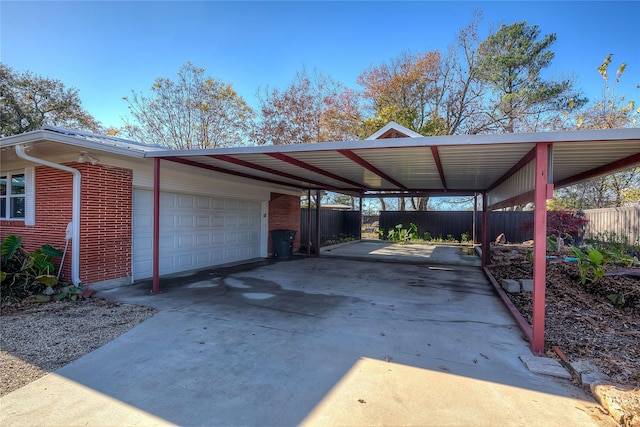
[0,64,101,136]
[256,68,362,145]
[475,21,586,133]
[122,62,254,149]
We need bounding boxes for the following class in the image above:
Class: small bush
[1,234,64,302]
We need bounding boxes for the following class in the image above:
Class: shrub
[522,210,589,251]
[1,234,64,302]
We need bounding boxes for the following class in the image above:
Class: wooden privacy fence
[300,208,361,248]
[379,211,534,243]
[300,206,638,248]
[583,206,640,244]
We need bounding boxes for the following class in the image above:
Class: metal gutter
[14,144,82,286]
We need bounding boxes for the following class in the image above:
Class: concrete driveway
[1,256,611,426]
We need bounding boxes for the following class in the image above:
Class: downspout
[15,145,82,286]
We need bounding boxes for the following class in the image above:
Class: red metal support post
[307,189,311,257]
[152,158,160,294]
[358,195,363,240]
[481,193,490,267]
[315,189,321,256]
[531,143,551,355]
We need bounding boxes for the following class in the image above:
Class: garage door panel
[195,196,211,209]
[195,234,210,246]
[196,216,210,227]
[133,190,263,280]
[226,232,238,244]
[178,234,194,248]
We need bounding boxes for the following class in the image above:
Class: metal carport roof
[144,128,640,204]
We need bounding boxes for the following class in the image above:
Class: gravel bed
[0,298,156,397]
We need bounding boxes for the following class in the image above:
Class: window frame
[0,169,32,222]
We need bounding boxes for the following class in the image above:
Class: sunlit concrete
[0,373,174,427]
[0,257,613,426]
[321,240,482,266]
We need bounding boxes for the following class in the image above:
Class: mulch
[488,246,639,387]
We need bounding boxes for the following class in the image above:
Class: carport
[146,128,640,354]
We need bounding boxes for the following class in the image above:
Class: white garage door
[132,190,263,280]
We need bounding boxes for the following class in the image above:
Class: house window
[0,172,26,219]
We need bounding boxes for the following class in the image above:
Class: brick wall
[268,192,301,252]
[79,164,132,285]
[1,166,73,279]
[0,163,133,285]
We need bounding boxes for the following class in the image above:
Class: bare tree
[122,62,254,149]
[255,68,362,145]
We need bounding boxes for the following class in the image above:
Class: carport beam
[531,143,551,355]
[152,158,160,294]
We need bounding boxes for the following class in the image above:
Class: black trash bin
[271,229,296,260]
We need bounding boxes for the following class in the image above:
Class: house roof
[0,126,167,161]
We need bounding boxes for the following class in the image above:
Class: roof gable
[365,121,423,140]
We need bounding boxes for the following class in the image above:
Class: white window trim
[0,167,34,224]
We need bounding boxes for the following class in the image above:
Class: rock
[519,279,533,292]
[42,287,55,296]
[80,288,96,299]
[591,382,640,426]
[501,279,520,293]
[571,359,610,386]
[494,233,506,244]
[519,354,572,379]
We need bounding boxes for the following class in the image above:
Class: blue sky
[2,1,639,130]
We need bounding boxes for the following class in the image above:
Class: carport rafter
[209,154,355,193]
[487,147,537,192]
[163,156,314,190]
[555,152,640,188]
[360,190,476,198]
[337,149,408,190]
[266,152,366,190]
[430,146,448,191]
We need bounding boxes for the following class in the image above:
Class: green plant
[57,285,81,301]
[408,223,419,241]
[423,231,432,241]
[1,234,64,302]
[378,228,385,240]
[460,232,471,244]
[586,231,640,260]
[570,245,609,285]
[606,285,640,308]
[445,234,457,243]
[387,226,398,241]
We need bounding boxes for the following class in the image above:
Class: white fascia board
[1,130,149,158]
[144,128,640,159]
